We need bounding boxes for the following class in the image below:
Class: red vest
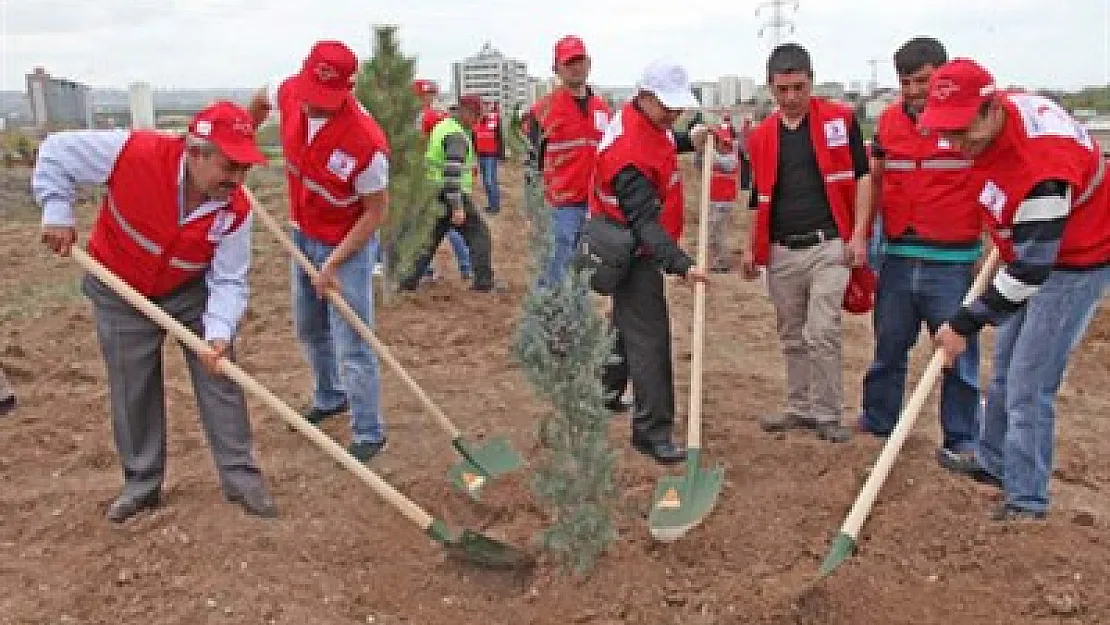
[748,97,858,265]
[88,132,250,297]
[589,102,684,242]
[969,93,1110,268]
[877,101,982,243]
[535,87,612,206]
[709,149,739,202]
[277,79,390,246]
[421,107,448,137]
[473,114,500,155]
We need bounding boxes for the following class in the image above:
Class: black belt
[775,228,839,250]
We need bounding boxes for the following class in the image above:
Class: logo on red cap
[314,63,341,83]
[930,77,960,100]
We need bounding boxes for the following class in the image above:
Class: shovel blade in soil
[447,436,523,500]
[648,450,723,542]
[818,532,858,577]
[447,529,535,570]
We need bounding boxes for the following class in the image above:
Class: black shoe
[966,467,1004,490]
[485,206,500,215]
[631,439,687,465]
[990,503,1046,522]
[225,486,278,519]
[816,422,852,443]
[349,438,388,462]
[302,401,349,425]
[936,447,981,475]
[0,395,14,417]
[106,491,161,523]
[604,397,633,413]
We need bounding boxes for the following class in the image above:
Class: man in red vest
[530,35,613,292]
[857,38,985,474]
[924,59,1110,521]
[590,59,709,464]
[34,101,275,523]
[250,40,391,462]
[707,126,740,272]
[473,101,504,214]
[742,43,873,443]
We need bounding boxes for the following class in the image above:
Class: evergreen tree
[511,131,619,574]
[355,25,439,288]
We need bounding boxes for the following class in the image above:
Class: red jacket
[877,101,982,243]
[969,93,1109,268]
[421,107,448,137]
[535,87,612,206]
[473,113,501,156]
[709,148,740,203]
[88,132,250,297]
[589,102,684,242]
[748,97,858,265]
[277,79,390,246]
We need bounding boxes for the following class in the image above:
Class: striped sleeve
[440,132,469,208]
[949,179,1071,336]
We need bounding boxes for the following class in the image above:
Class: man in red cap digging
[250,40,391,462]
[923,58,1110,521]
[33,101,276,522]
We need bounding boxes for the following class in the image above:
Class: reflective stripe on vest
[107,196,208,273]
[758,194,771,203]
[546,137,599,152]
[1075,155,1107,207]
[286,161,360,208]
[824,170,854,183]
[596,190,619,206]
[920,158,972,170]
[884,159,916,171]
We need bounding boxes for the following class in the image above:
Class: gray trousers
[83,275,264,500]
[602,257,676,444]
[0,366,12,400]
[766,239,850,424]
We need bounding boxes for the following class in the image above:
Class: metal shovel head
[648,449,724,543]
[447,529,535,570]
[447,436,523,500]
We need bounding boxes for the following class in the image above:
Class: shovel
[246,191,522,500]
[71,246,531,570]
[648,138,724,542]
[819,247,1000,577]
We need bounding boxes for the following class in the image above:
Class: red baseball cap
[919,58,997,132]
[458,94,484,113]
[554,35,588,67]
[188,101,266,165]
[843,266,877,315]
[292,40,358,110]
[412,79,438,96]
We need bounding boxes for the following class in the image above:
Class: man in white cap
[588,59,709,464]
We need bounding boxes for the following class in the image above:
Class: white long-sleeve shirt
[32,130,252,341]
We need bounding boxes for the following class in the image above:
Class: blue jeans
[868,217,886,273]
[478,156,500,210]
[536,204,588,290]
[861,255,981,452]
[291,230,385,444]
[977,266,1109,513]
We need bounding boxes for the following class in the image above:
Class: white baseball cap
[636,59,699,110]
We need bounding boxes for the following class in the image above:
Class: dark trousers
[402,199,494,288]
[83,275,265,500]
[602,257,676,444]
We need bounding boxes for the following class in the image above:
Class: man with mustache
[33,101,276,522]
[250,40,391,462]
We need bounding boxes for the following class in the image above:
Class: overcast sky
[2,0,1108,92]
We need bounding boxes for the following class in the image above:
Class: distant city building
[692,81,720,108]
[128,82,155,129]
[813,81,847,102]
[451,42,530,113]
[26,66,90,130]
[717,76,758,105]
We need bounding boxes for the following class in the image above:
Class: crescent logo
[931,78,960,100]
[314,63,340,82]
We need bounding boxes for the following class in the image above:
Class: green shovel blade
[818,532,858,577]
[648,449,724,542]
[426,520,534,570]
[446,436,523,500]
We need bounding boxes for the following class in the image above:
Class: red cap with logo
[188,101,266,165]
[412,79,438,96]
[292,40,358,110]
[554,35,588,67]
[919,58,997,132]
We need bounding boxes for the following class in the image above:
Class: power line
[755,0,799,49]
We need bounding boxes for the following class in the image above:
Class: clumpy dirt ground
[1,161,1108,625]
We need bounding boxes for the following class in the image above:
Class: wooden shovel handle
[840,247,1000,538]
[71,246,435,531]
[687,136,714,449]
[246,190,463,440]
